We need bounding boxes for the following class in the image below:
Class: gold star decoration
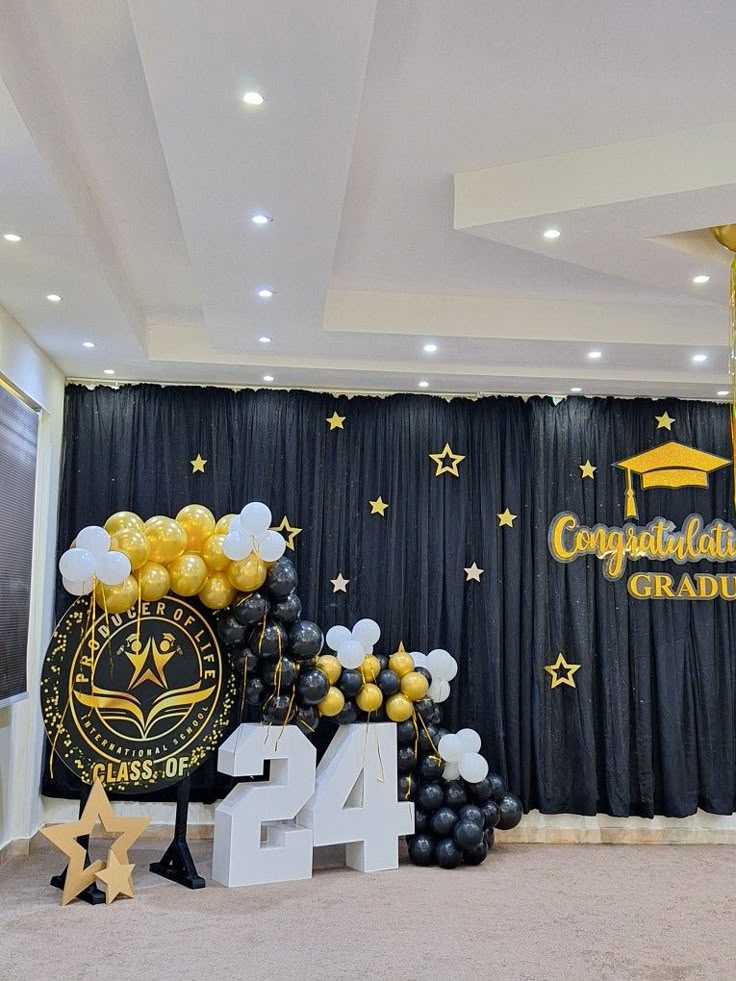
[392,641,409,657]
[326,411,346,430]
[429,442,466,477]
[655,411,675,431]
[331,573,349,593]
[464,562,484,582]
[95,848,135,904]
[190,453,207,473]
[579,459,596,479]
[497,508,517,527]
[40,779,150,905]
[273,515,303,550]
[369,496,389,516]
[544,653,581,690]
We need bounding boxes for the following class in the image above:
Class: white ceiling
[1,0,736,397]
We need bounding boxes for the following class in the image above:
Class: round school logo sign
[42,596,236,793]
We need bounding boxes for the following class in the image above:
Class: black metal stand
[50,782,105,905]
[149,776,205,889]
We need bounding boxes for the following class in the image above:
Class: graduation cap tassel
[624,467,638,521]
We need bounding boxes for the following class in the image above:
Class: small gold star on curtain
[464,562,484,582]
[655,411,675,430]
[544,653,581,690]
[579,459,596,479]
[273,516,302,550]
[429,443,465,477]
[331,573,349,592]
[326,411,346,430]
[369,496,389,516]
[497,508,517,527]
[190,454,207,473]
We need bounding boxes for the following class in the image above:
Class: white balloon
[456,728,482,754]
[75,525,111,558]
[223,531,250,561]
[228,515,242,534]
[257,530,286,562]
[239,502,272,535]
[326,625,352,651]
[428,678,451,702]
[96,550,131,586]
[427,648,453,680]
[442,761,461,781]
[63,576,94,596]
[459,752,489,784]
[351,618,381,647]
[444,655,458,681]
[410,651,427,668]
[59,547,97,583]
[337,639,365,670]
[438,733,464,763]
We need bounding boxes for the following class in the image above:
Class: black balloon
[416,782,444,812]
[270,592,302,624]
[397,746,416,774]
[434,727,450,744]
[374,654,388,671]
[396,720,415,747]
[408,834,435,866]
[217,613,247,646]
[296,668,330,706]
[418,724,439,754]
[485,829,495,850]
[453,819,484,850]
[233,592,270,625]
[418,754,444,782]
[289,621,324,661]
[430,706,443,725]
[414,807,429,834]
[244,676,266,704]
[497,793,523,830]
[415,666,432,685]
[294,706,319,735]
[480,800,500,829]
[444,780,468,809]
[263,693,291,724]
[435,837,462,869]
[488,772,506,804]
[231,647,259,675]
[249,620,287,657]
[262,656,299,688]
[265,558,298,597]
[335,699,358,725]
[462,839,489,866]
[467,777,493,803]
[430,806,458,837]
[338,669,363,698]
[415,698,435,722]
[397,775,414,801]
[376,669,401,696]
[459,804,485,828]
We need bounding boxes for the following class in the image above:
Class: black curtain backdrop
[43,384,736,818]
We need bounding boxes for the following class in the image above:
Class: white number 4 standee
[212,722,413,887]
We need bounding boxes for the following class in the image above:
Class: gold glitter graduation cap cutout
[615,441,730,520]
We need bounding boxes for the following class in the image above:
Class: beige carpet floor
[0,840,734,980]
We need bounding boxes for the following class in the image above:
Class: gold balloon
[215,513,238,535]
[712,225,736,252]
[144,516,187,564]
[135,561,170,602]
[95,575,138,614]
[104,511,145,536]
[176,504,216,553]
[356,683,383,713]
[316,654,342,685]
[199,572,237,610]
[168,553,208,597]
[228,554,267,592]
[386,693,414,722]
[361,654,382,682]
[110,527,150,571]
[388,652,415,678]
[201,533,231,571]
[318,687,345,717]
[400,670,429,702]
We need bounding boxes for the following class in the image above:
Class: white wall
[0,306,64,851]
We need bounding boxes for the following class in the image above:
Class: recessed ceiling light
[692,353,708,363]
[717,390,729,397]
[423,343,438,353]
[588,350,602,359]
[251,214,273,225]
[418,380,429,388]
[693,274,710,284]
[570,386,582,393]
[3,233,21,242]
[263,374,274,382]
[243,91,264,106]
[257,288,274,298]
[46,293,62,303]
[543,228,561,240]
[82,341,95,349]
[103,368,115,375]
[259,335,272,344]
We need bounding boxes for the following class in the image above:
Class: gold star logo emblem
[544,653,581,690]
[126,634,177,690]
[655,411,675,431]
[330,573,349,592]
[429,442,466,477]
[369,496,389,516]
[273,516,303,550]
[326,411,346,430]
[579,459,596,479]
[95,849,135,904]
[190,453,207,473]
[497,508,517,527]
[464,562,484,582]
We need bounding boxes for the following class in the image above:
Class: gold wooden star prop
[190,453,207,473]
[464,562,484,582]
[497,508,517,527]
[579,459,596,479]
[95,848,135,904]
[429,442,465,477]
[369,496,389,516]
[655,411,675,430]
[326,411,346,430]
[40,779,149,905]
[331,573,349,592]
[544,653,581,690]
[273,515,303,550]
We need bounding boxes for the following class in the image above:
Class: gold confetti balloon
[316,654,342,685]
[110,527,150,571]
[228,554,267,592]
[135,561,170,602]
[199,572,237,610]
[95,575,138,614]
[144,516,187,564]
[176,504,216,553]
[214,513,238,535]
[386,692,414,722]
[168,553,208,597]
[356,683,383,713]
[361,654,382,682]
[388,651,415,678]
[104,511,145,536]
[400,670,429,702]
[201,533,231,571]
[318,686,345,717]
